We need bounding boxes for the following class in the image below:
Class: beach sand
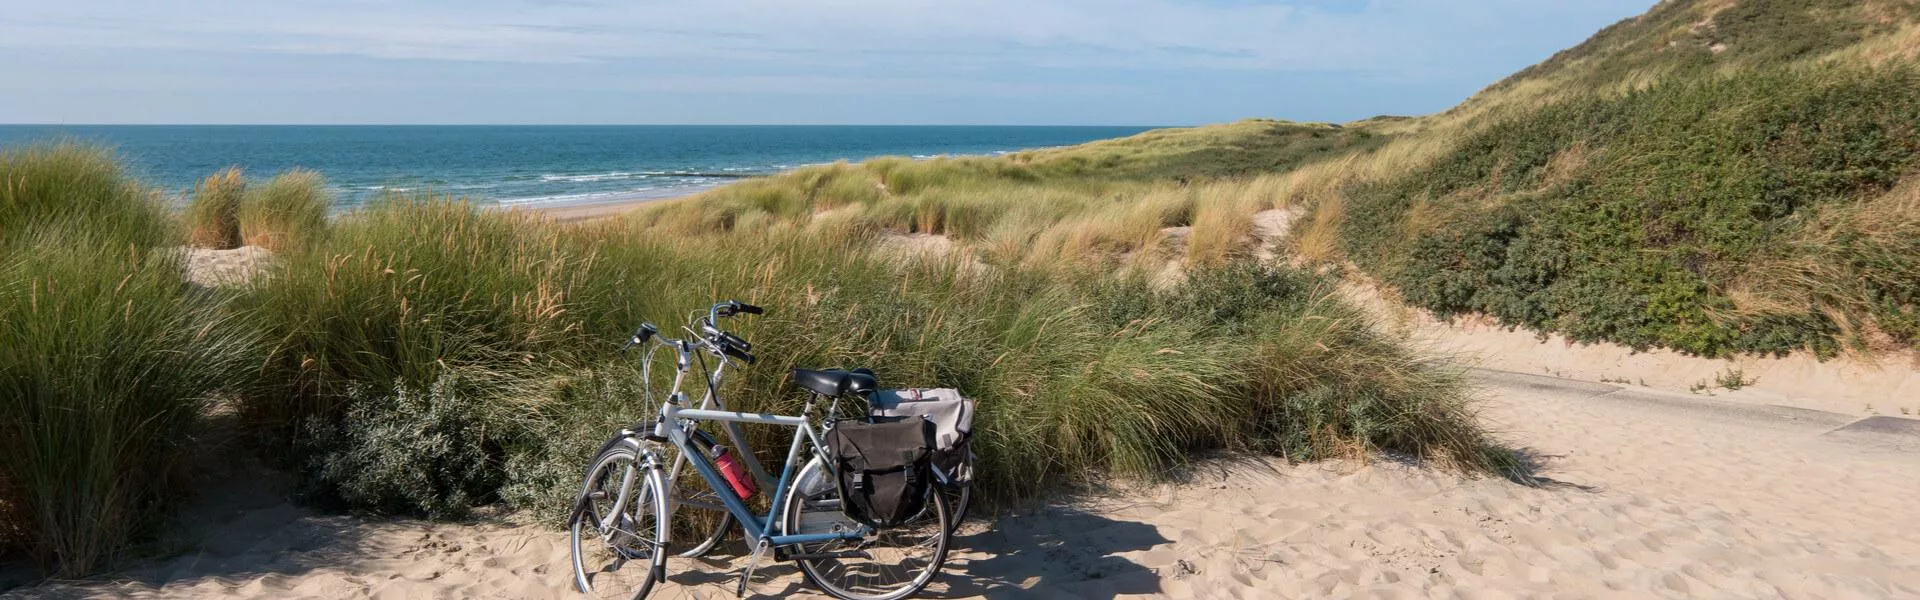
[532,200,661,223]
[11,369,1917,599]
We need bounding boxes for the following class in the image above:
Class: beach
[14,367,1916,599]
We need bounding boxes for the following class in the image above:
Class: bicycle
[569,300,953,600]
[628,306,972,551]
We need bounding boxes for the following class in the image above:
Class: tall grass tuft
[0,143,171,248]
[239,169,329,252]
[184,167,246,249]
[0,146,258,577]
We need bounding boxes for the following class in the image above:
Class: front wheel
[781,457,951,600]
[570,446,668,600]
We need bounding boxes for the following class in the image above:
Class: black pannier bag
[824,416,934,529]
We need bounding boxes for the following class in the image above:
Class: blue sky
[0,1,1656,125]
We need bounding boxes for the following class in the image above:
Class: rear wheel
[782,457,950,600]
[570,446,668,600]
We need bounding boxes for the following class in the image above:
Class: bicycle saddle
[792,368,879,397]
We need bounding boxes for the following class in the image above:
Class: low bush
[1343,65,1920,357]
[303,371,519,519]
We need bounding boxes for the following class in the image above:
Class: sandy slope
[8,371,1916,599]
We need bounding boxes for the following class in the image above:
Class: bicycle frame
[647,400,866,548]
[656,351,779,500]
[615,315,864,550]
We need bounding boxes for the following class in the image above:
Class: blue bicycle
[568,301,953,600]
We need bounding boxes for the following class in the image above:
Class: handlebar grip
[736,303,764,315]
[721,343,756,364]
[619,323,658,354]
[719,331,751,352]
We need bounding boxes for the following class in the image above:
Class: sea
[0,125,1154,210]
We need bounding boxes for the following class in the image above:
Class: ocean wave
[540,172,649,183]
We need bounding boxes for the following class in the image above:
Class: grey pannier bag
[869,388,974,486]
[824,416,934,528]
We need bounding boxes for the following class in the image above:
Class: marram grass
[0,147,258,577]
[185,167,246,249]
[238,169,329,252]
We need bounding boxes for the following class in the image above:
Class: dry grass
[239,170,329,252]
[1186,181,1265,266]
[185,167,246,249]
[1727,179,1920,350]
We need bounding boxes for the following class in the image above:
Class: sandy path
[8,371,1918,599]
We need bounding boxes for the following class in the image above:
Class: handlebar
[704,300,760,364]
[708,300,765,323]
[623,300,763,363]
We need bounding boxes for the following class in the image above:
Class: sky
[0,1,1657,125]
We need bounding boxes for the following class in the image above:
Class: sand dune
[9,370,1917,599]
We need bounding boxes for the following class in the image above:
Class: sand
[1340,280,1920,418]
[10,369,1916,599]
[533,201,657,223]
[183,246,273,288]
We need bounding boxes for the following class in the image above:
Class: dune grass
[0,143,172,249]
[0,146,258,577]
[227,196,1508,523]
[184,167,246,249]
[238,169,329,252]
[1007,118,1390,181]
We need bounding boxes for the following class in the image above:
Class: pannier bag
[824,417,934,528]
[869,388,973,485]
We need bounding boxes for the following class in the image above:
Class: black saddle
[792,368,878,397]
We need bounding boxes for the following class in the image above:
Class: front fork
[598,443,664,542]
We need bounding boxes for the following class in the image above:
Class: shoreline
[521,193,689,222]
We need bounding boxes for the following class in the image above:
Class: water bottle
[712,446,758,499]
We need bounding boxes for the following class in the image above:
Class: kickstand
[736,538,770,597]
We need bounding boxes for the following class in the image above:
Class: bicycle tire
[570,446,668,600]
[781,457,951,600]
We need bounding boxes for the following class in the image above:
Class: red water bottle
[712,446,758,499]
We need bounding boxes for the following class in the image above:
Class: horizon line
[0,122,1186,128]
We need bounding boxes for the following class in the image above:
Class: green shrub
[185,167,246,249]
[239,169,329,252]
[303,371,517,519]
[1345,65,1920,356]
